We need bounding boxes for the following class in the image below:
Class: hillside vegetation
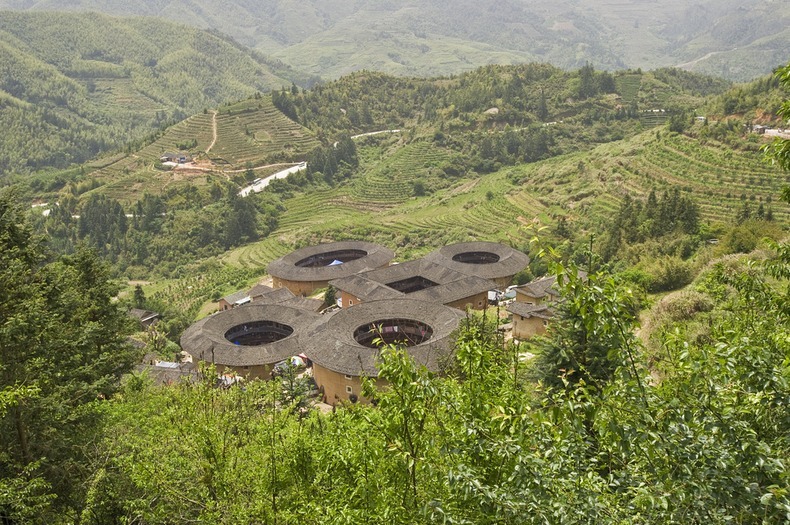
[0,11,305,176]
[1,1,788,81]
[21,65,788,293]
[4,182,790,522]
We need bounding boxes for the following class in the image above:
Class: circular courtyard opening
[451,251,501,264]
[353,319,434,348]
[224,321,294,346]
[295,249,368,268]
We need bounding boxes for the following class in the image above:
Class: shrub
[641,256,694,292]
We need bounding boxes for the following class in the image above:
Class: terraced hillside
[210,98,319,167]
[78,96,318,204]
[222,128,787,272]
[80,112,220,203]
[348,141,456,207]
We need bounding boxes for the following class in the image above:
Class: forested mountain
[0,11,306,175]
[0,0,788,81]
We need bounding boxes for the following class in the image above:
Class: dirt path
[206,110,218,153]
[676,49,733,70]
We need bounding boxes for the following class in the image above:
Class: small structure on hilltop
[180,304,321,379]
[330,258,496,311]
[159,152,193,164]
[267,241,395,296]
[422,241,530,289]
[301,299,464,405]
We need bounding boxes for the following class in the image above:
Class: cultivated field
[222,128,788,273]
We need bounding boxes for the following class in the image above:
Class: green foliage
[0,189,138,519]
[531,264,640,392]
[601,188,701,265]
[762,62,790,201]
[0,11,298,176]
[38,184,282,277]
[23,234,781,523]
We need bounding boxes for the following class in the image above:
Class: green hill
[0,11,305,176]
[1,1,788,81]
[223,128,787,270]
[58,96,319,204]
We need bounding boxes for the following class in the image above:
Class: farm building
[506,272,586,339]
[267,241,395,296]
[127,308,161,329]
[134,357,199,386]
[219,290,251,311]
[330,258,497,311]
[514,275,562,305]
[159,152,193,164]
[507,302,554,340]
[423,241,530,288]
[180,304,321,380]
[301,299,464,405]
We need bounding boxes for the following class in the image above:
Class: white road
[239,162,307,197]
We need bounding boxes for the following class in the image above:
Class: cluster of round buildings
[181,240,529,404]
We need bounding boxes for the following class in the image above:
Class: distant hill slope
[1,1,788,81]
[0,11,303,175]
[74,96,319,204]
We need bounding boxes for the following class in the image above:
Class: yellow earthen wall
[511,316,548,340]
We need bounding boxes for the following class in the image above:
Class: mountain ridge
[1,1,788,81]
[0,11,308,175]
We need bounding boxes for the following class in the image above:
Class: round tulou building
[267,241,395,297]
[179,240,528,403]
[423,241,530,289]
[180,304,321,379]
[301,298,464,404]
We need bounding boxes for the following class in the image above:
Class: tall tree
[0,189,137,518]
[531,264,639,392]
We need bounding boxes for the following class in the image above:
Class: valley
[0,7,788,521]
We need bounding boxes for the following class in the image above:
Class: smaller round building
[267,241,395,296]
[423,241,530,288]
[301,299,464,404]
[180,304,321,379]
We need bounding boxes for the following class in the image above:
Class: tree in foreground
[0,189,137,521]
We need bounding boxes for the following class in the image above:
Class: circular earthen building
[180,304,321,379]
[423,241,530,288]
[267,241,395,296]
[301,298,464,404]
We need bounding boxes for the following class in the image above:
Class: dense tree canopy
[0,189,139,521]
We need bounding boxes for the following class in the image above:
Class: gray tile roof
[423,241,529,281]
[267,241,394,282]
[221,290,250,305]
[330,259,497,308]
[180,304,321,367]
[506,302,555,320]
[301,299,464,377]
